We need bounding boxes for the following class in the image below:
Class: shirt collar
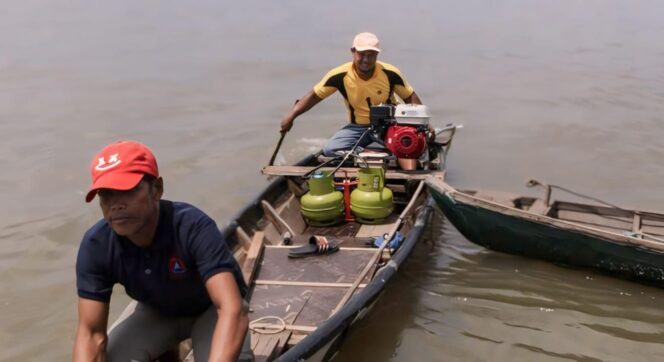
[149,200,174,250]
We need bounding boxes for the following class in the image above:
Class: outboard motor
[369,104,395,139]
[371,104,431,170]
[300,171,345,226]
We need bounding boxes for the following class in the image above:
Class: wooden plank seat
[286,234,373,248]
[261,165,445,180]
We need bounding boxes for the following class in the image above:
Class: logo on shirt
[169,256,188,274]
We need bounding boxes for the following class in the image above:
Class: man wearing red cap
[73,141,250,361]
[280,32,422,156]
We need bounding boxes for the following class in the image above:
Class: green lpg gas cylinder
[300,171,344,226]
[350,167,393,224]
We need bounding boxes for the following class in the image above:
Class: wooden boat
[426,177,664,288]
[243,159,437,361]
[110,125,460,361]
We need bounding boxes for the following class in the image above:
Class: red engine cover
[384,125,427,159]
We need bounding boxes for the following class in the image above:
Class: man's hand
[73,298,110,362]
[206,272,249,362]
[280,114,295,133]
[278,91,322,133]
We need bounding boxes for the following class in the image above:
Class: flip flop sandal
[288,236,340,258]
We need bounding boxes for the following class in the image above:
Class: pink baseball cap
[352,32,381,53]
[85,141,159,202]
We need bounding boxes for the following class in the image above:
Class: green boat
[426,178,664,288]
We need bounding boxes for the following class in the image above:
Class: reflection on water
[1,0,664,360]
[338,211,664,361]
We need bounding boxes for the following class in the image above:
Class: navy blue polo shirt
[76,200,247,317]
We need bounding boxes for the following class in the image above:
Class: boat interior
[235,157,433,361]
[464,189,664,241]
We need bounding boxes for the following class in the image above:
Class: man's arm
[403,91,422,105]
[279,90,323,133]
[73,298,110,362]
[206,272,249,362]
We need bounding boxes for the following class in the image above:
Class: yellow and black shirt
[313,61,415,125]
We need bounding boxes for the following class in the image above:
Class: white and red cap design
[352,32,381,53]
[85,140,159,202]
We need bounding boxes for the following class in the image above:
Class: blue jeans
[322,124,384,157]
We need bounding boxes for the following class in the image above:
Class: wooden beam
[253,334,280,362]
[287,178,307,197]
[286,333,307,346]
[633,213,643,238]
[251,290,311,361]
[235,226,253,251]
[265,245,378,251]
[255,280,367,288]
[272,194,306,235]
[528,199,550,215]
[262,165,444,181]
[250,323,317,333]
[261,200,296,236]
[242,231,265,285]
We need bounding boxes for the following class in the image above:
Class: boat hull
[428,185,664,288]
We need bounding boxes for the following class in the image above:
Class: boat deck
[235,174,425,361]
[248,245,379,359]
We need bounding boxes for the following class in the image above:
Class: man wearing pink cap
[280,32,422,156]
[73,141,250,361]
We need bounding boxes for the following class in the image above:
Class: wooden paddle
[268,131,286,166]
[269,99,300,166]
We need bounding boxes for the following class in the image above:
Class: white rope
[249,316,287,335]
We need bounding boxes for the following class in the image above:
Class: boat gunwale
[222,154,320,249]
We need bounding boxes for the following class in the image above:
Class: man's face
[98,178,162,242]
[352,49,379,76]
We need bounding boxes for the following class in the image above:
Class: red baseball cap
[85,141,159,202]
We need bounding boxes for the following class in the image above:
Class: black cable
[328,127,372,176]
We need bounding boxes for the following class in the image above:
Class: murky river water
[1,1,663,360]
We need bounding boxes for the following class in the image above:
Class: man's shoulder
[78,219,115,264]
[170,200,207,218]
[377,61,403,74]
[82,218,112,244]
[168,200,216,229]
